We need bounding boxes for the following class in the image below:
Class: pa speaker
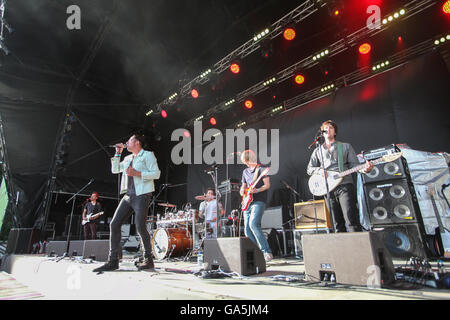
[302,232,395,287]
[204,237,266,276]
[294,200,332,229]
[83,240,112,262]
[373,224,431,259]
[6,228,40,254]
[361,156,410,184]
[364,179,422,226]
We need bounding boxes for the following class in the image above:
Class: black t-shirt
[241,165,268,204]
[83,202,102,221]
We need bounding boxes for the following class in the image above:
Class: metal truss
[184,0,437,128]
[152,0,327,113]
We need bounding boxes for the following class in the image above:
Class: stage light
[263,77,276,86]
[359,43,371,55]
[209,117,217,125]
[191,89,199,98]
[443,1,450,14]
[334,10,340,16]
[294,74,305,85]
[283,28,296,41]
[230,63,240,74]
[236,121,246,128]
[244,100,253,109]
[168,93,178,101]
[195,115,204,121]
[224,99,235,106]
[312,49,329,61]
[200,69,211,78]
[183,131,190,138]
[271,105,284,115]
[320,84,335,92]
[372,60,390,72]
[253,28,270,42]
[161,109,167,118]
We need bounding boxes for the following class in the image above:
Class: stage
[1,253,449,301]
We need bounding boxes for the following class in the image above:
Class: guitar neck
[337,157,384,178]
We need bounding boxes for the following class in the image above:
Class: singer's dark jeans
[109,193,152,260]
[326,183,363,232]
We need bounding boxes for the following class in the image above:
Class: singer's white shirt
[111,149,160,196]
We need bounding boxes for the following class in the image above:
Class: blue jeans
[243,201,272,254]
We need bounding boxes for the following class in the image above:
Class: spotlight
[209,117,217,126]
[230,63,240,74]
[359,43,371,55]
[194,115,204,121]
[236,121,246,128]
[283,28,296,41]
[294,74,305,85]
[334,10,340,16]
[183,131,191,138]
[443,1,450,14]
[244,100,253,109]
[145,110,154,116]
[161,110,167,118]
[191,89,199,99]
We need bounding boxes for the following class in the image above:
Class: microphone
[108,143,127,148]
[318,130,328,134]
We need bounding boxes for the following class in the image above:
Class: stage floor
[0,253,449,301]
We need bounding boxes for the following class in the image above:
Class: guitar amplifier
[218,179,241,194]
[294,200,332,229]
[362,144,399,161]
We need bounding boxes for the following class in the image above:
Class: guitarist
[307,120,373,233]
[82,192,102,240]
[240,150,273,262]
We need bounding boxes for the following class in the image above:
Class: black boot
[136,256,155,270]
[93,258,119,272]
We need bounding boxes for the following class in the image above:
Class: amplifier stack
[362,145,431,259]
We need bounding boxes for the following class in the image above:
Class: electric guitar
[81,211,104,225]
[427,184,450,258]
[241,167,270,211]
[308,152,403,196]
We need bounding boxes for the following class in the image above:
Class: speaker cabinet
[361,156,410,184]
[261,206,283,229]
[6,228,40,254]
[46,240,85,256]
[302,232,395,287]
[204,237,266,276]
[373,224,431,259]
[364,179,422,225]
[294,200,332,229]
[83,240,112,262]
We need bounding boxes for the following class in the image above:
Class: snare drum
[152,228,192,260]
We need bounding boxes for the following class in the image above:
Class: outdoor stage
[1,253,449,301]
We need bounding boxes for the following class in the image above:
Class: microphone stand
[57,178,94,262]
[281,180,302,230]
[310,133,336,233]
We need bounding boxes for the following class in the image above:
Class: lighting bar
[224,99,235,106]
[236,121,246,128]
[200,69,212,78]
[320,83,334,92]
[168,93,178,100]
[382,8,406,25]
[253,28,270,42]
[195,115,204,121]
[271,105,284,115]
[145,110,154,116]
[434,34,450,46]
[263,77,276,86]
[371,60,390,72]
[312,49,329,61]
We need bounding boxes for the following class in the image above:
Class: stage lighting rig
[371,60,390,72]
[381,9,406,25]
[194,115,204,122]
[236,121,246,128]
[434,34,450,46]
[0,0,11,55]
[263,77,276,86]
[320,83,335,93]
[145,109,154,116]
[224,98,235,107]
[312,49,329,61]
[253,28,270,42]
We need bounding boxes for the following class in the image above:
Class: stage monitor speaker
[293,229,329,258]
[361,156,410,184]
[302,232,395,287]
[46,240,85,256]
[373,223,431,259]
[294,200,332,229]
[364,179,422,226]
[83,240,113,262]
[6,228,40,254]
[204,237,266,276]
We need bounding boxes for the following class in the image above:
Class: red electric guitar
[241,167,270,211]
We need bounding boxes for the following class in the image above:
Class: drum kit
[149,194,243,261]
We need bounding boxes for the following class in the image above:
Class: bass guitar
[241,167,270,211]
[308,152,403,197]
[82,211,104,225]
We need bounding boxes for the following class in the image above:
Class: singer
[307,120,373,233]
[93,134,161,272]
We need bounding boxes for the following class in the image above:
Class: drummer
[198,188,224,239]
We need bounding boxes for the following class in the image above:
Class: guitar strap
[252,165,260,184]
[336,141,344,173]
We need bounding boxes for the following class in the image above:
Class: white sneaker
[264,253,273,262]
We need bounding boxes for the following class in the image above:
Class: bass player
[307,120,373,233]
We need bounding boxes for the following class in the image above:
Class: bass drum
[151,228,192,260]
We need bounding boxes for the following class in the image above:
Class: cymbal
[158,203,176,207]
[195,195,216,201]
